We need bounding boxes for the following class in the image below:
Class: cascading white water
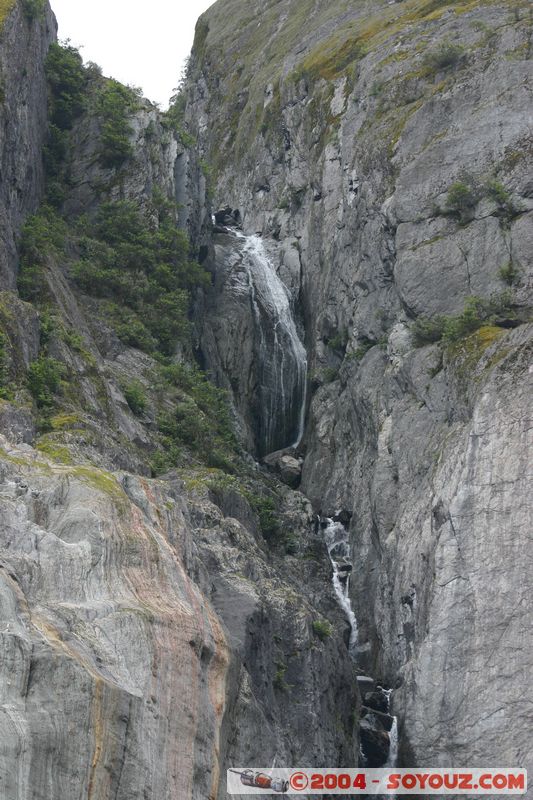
[324,519,358,656]
[385,716,399,768]
[235,232,308,455]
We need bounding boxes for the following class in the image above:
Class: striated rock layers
[0,436,357,799]
[0,3,358,798]
[0,0,532,796]
[188,0,533,780]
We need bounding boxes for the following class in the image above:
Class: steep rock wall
[0,5,360,797]
[0,0,56,288]
[189,0,533,776]
[0,436,358,799]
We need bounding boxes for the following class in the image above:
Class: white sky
[49,0,215,108]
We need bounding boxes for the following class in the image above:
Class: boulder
[359,719,391,767]
[214,206,242,228]
[364,688,390,714]
[263,450,303,488]
[361,707,395,732]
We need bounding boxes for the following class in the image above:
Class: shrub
[423,42,465,73]
[273,662,290,692]
[245,493,280,541]
[123,381,147,416]
[445,180,479,220]
[499,260,520,286]
[0,331,11,399]
[284,532,299,555]
[485,179,510,206]
[485,179,522,223]
[152,363,237,473]
[71,199,209,355]
[412,292,517,347]
[162,92,196,147]
[411,316,447,346]
[28,356,64,408]
[97,80,140,168]
[312,620,333,641]
[17,207,67,302]
[444,293,515,342]
[45,43,86,130]
[327,329,348,352]
[21,0,45,21]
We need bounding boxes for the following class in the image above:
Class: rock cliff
[0,0,56,289]
[188,0,533,781]
[0,0,531,797]
[0,3,358,798]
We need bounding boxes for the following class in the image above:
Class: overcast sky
[50,0,215,107]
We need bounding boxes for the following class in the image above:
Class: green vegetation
[295,34,366,83]
[439,176,523,226]
[71,198,209,355]
[499,260,520,286]
[273,661,290,692]
[151,363,237,474]
[21,0,44,21]
[411,292,518,347]
[96,80,139,168]
[205,471,289,547]
[246,492,280,541]
[485,178,522,222]
[43,43,87,205]
[312,619,333,640]
[123,381,147,416]
[50,413,81,430]
[0,331,11,399]
[162,92,196,147]
[70,465,128,508]
[0,0,16,27]
[45,43,86,130]
[28,356,64,409]
[327,329,349,352]
[36,438,72,464]
[423,42,465,73]
[444,179,480,220]
[411,316,445,346]
[348,338,378,362]
[17,207,67,301]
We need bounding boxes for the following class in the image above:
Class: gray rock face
[0,0,57,288]
[1,0,533,795]
[189,0,533,780]
[0,437,358,799]
[201,230,307,456]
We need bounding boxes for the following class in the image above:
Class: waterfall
[324,519,358,656]
[385,716,399,768]
[236,232,307,456]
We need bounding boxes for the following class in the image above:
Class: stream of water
[324,518,358,657]
[237,232,307,455]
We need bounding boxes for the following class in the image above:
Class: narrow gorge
[0,0,531,798]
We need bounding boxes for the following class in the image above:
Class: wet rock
[333,509,352,527]
[187,0,533,778]
[214,206,242,228]
[356,676,375,695]
[359,719,391,767]
[361,707,394,732]
[364,689,390,714]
